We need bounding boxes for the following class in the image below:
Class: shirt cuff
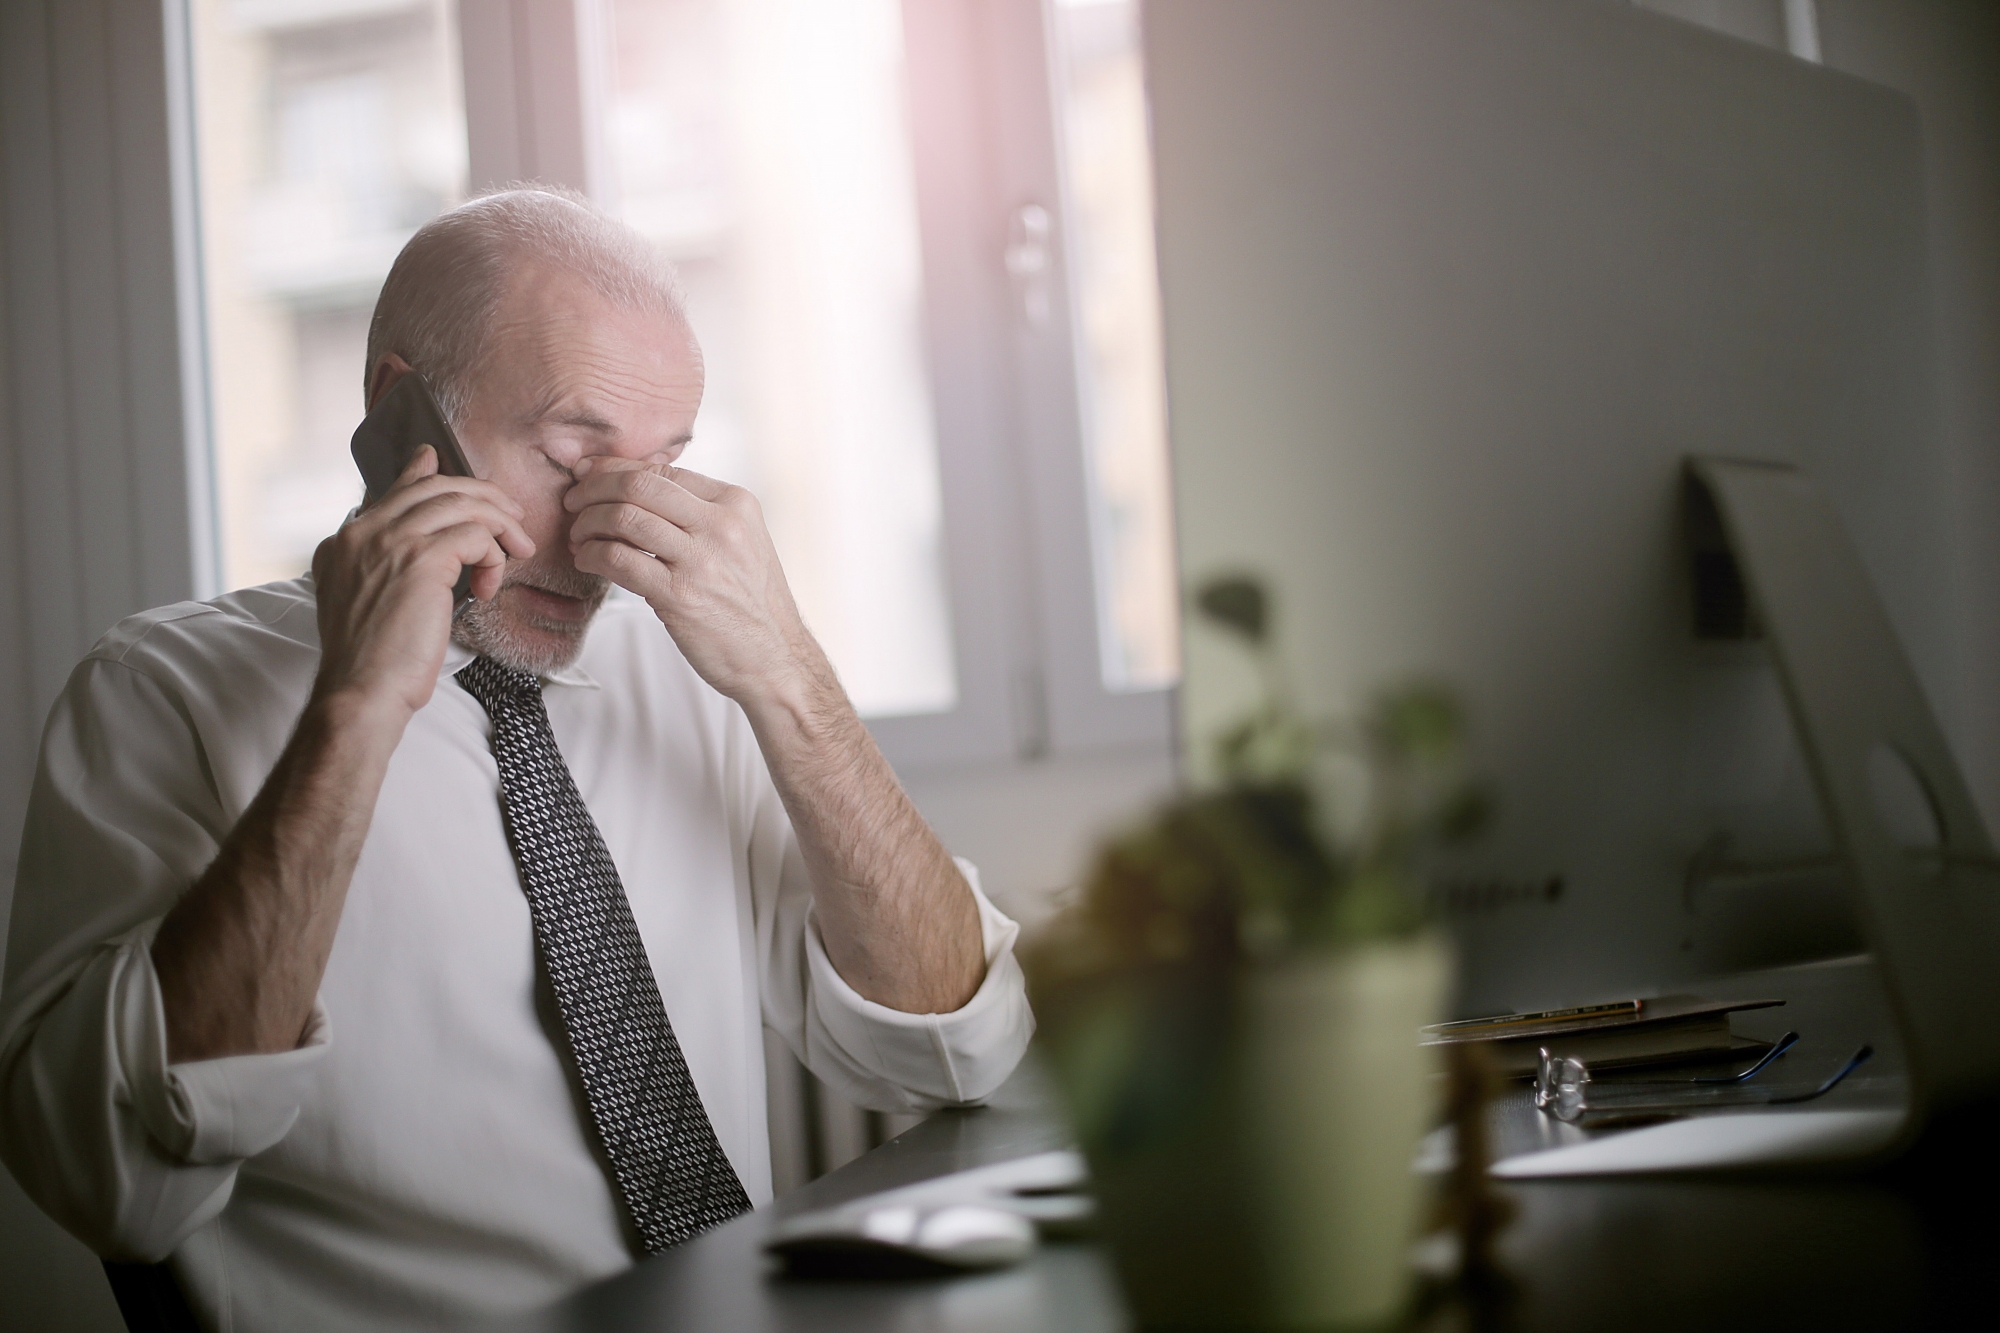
[108,922,331,1167]
[803,859,1035,1105]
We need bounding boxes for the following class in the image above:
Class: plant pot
[1038,933,1452,1330]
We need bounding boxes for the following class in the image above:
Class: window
[184,0,1177,766]
[189,0,467,590]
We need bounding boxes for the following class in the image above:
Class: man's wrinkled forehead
[476,262,702,430]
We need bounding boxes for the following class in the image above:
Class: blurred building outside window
[190,0,468,592]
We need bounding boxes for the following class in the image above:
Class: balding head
[365,186,688,425]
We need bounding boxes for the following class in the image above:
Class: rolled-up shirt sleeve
[739,715,1035,1114]
[800,859,1033,1108]
[0,649,327,1261]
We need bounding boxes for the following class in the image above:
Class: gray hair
[364,185,688,424]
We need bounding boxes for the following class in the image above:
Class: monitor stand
[1693,456,2000,1122]
[1496,458,2000,1177]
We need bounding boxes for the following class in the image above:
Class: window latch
[1004,203,1054,328]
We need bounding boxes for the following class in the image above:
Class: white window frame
[961,0,1176,756]
[454,0,1175,773]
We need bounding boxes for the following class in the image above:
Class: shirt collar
[441,637,601,690]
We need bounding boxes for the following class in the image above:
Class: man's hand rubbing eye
[563,456,820,708]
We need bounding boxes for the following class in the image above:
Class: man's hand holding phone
[311,445,535,722]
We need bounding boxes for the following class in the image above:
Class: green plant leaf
[1194,574,1268,644]
[1373,682,1464,761]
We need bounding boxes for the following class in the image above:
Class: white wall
[1635,0,2000,832]
[1821,0,2000,833]
[905,744,1175,933]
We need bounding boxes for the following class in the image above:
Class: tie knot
[455,655,542,712]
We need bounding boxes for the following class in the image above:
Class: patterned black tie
[455,655,751,1252]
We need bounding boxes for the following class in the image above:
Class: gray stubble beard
[451,561,611,676]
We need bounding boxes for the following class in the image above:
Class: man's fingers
[365,469,527,528]
[566,500,689,562]
[358,444,443,516]
[659,466,731,502]
[563,467,709,530]
[385,472,527,522]
[573,536,664,591]
[391,490,536,561]
[467,561,505,603]
[435,518,509,567]
[398,444,441,486]
[432,521,510,599]
[571,453,694,483]
[350,444,439,515]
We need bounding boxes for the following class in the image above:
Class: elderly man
[0,189,1033,1328]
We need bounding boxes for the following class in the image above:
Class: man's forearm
[148,438,523,1064]
[151,691,405,1062]
[741,661,985,1016]
[563,459,986,1013]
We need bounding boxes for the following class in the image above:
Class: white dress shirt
[0,577,1033,1329]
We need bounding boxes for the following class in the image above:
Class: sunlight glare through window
[603,0,958,719]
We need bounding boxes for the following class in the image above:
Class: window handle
[1004,203,1054,328]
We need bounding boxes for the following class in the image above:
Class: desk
[492,1068,1128,1333]
[496,977,1999,1333]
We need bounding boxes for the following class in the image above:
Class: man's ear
[367,354,417,411]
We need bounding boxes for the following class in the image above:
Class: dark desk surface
[493,1068,1129,1333]
[497,962,2000,1333]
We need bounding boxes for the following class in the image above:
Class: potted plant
[1025,574,1490,1331]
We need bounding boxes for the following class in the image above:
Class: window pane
[1050,0,1180,691]
[190,0,468,591]
[603,0,958,719]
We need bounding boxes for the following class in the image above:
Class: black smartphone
[349,372,479,604]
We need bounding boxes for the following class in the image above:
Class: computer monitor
[1146,0,1959,1014]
